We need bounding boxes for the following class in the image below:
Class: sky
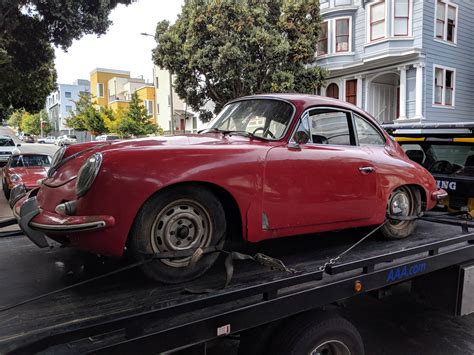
[54,0,184,84]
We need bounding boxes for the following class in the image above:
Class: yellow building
[89,68,157,123]
[90,68,130,107]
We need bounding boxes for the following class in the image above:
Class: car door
[262,108,378,232]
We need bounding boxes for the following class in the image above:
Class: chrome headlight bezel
[10,174,21,183]
[48,147,66,177]
[76,153,103,198]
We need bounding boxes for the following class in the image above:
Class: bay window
[433,66,455,107]
[394,0,410,36]
[435,1,457,44]
[370,1,385,41]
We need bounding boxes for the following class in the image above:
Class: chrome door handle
[359,166,375,174]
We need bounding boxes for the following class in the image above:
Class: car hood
[46,133,276,187]
[11,167,48,185]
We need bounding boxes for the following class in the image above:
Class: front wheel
[129,185,226,283]
[381,186,420,239]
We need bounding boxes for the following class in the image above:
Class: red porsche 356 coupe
[12,94,446,283]
[3,153,51,199]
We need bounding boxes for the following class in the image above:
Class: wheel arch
[127,181,244,246]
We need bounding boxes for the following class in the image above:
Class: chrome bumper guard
[9,184,27,209]
[18,197,49,248]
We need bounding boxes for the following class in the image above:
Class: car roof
[0,135,13,139]
[229,93,375,121]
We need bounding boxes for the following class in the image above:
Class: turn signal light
[354,280,362,293]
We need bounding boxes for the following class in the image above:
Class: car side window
[354,113,385,146]
[308,110,353,145]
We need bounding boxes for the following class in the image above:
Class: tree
[117,92,157,137]
[7,109,24,130]
[153,0,327,122]
[0,0,133,113]
[66,92,108,136]
[19,110,52,136]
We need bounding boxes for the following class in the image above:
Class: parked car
[38,136,57,144]
[384,122,474,216]
[22,134,34,143]
[12,94,446,283]
[2,153,51,199]
[0,136,19,166]
[95,134,120,141]
[56,134,77,146]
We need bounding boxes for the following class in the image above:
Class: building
[90,68,156,122]
[45,79,90,134]
[315,0,473,124]
[153,66,206,133]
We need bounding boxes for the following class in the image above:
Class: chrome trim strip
[29,220,106,231]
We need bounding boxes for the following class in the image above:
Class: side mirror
[16,144,21,147]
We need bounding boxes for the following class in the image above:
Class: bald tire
[129,186,226,284]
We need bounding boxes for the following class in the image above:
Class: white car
[56,134,78,146]
[0,136,19,165]
[95,134,120,141]
[37,136,56,144]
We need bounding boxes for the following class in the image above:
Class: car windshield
[11,155,51,167]
[400,142,474,176]
[0,138,14,147]
[206,99,294,140]
[68,135,77,139]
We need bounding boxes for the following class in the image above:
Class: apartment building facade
[90,68,156,122]
[315,0,474,124]
[45,79,90,134]
[153,66,206,134]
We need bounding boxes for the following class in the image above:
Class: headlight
[49,146,66,171]
[11,174,21,183]
[76,153,103,198]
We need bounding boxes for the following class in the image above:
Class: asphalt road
[0,126,472,354]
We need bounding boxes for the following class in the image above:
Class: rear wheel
[381,186,420,239]
[129,185,226,283]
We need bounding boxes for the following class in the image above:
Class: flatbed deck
[0,219,473,354]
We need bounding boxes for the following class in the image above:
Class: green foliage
[117,92,157,137]
[153,0,327,122]
[66,92,108,135]
[11,109,52,135]
[0,0,133,113]
[7,109,24,129]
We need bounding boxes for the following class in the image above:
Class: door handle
[359,166,376,174]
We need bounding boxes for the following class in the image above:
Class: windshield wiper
[198,127,226,134]
[225,130,267,141]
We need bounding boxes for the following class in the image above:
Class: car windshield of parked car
[10,155,51,168]
[0,138,14,147]
[400,142,474,176]
[207,99,294,140]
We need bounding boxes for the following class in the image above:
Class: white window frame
[434,0,458,45]
[366,0,387,43]
[391,0,413,37]
[335,17,352,53]
[432,64,456,108]
[317,20,329,56]
[97,83,104,98]
[317,17,352,57]
[145,100,154,116]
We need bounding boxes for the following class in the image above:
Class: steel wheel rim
[151,199,213,267]
[310,340,351,355]
[388,187,413,229]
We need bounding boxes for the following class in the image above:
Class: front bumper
[13,192,115,249]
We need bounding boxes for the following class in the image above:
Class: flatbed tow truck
[0,213,473,354]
